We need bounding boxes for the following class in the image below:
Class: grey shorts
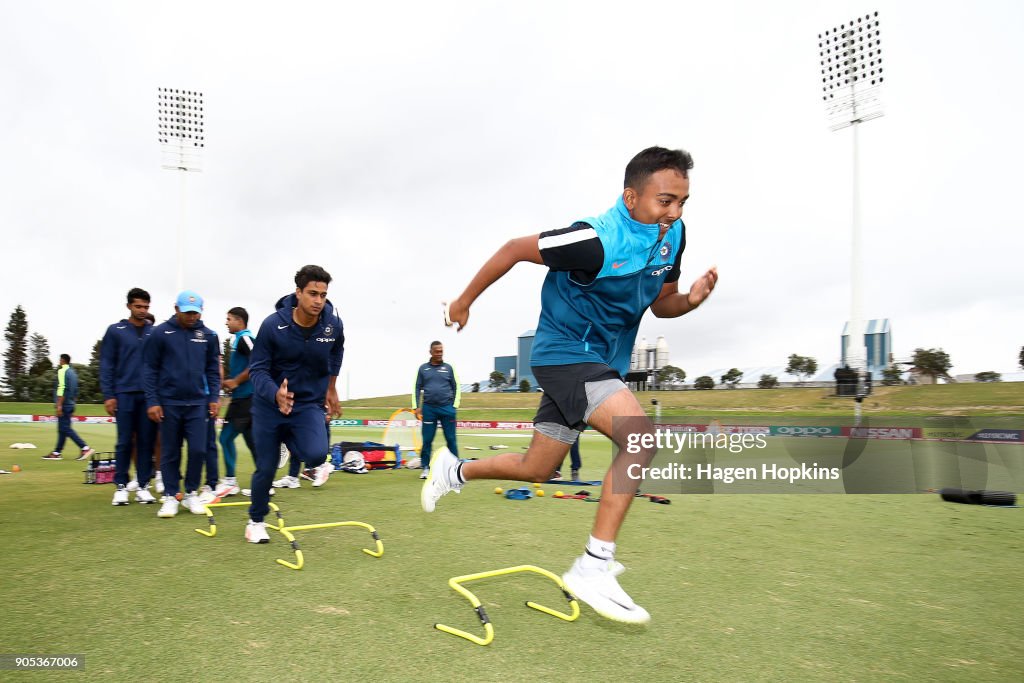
[531,363,626,444]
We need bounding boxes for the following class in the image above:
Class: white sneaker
[419,467,429,480]
[76,447,95,461]
[112,486,129,506]
[420,448,462,512]
[245,520,270,544]
[561,557,650,624]
[278,444,290,469]
[241,488,275,497]
[312,462,332,487]
[299,468,315,482]
[197,485,219,505]
[215,479,240,497]
[157,498,179,518]
[273,475,300,489]
[125,479,139,492]
[135,486,157,504]
[181,492,207,515]
[155,472,165,494]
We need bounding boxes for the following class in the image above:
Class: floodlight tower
[819,12,884,405]
[157,88,205,290]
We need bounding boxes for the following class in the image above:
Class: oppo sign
[771,426,840,436]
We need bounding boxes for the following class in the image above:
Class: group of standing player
[98,266,343,542]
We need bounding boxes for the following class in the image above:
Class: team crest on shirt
[660,243,671,262]
[195,330,205,339]
[324,324,333,336]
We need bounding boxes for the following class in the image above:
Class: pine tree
[2,305,29,400]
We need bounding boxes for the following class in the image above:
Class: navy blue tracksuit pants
[420,403,458,470]
[159,404,209,498]
[113,391,156,488]
[54,404,87,453]
[249,402,329,523]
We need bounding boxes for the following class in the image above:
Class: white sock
[580,535,616,570]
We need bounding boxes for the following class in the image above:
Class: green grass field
[1,387,1022,680]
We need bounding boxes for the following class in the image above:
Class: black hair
[430,340,442,347]
[60,353,71,363]
[227,307,249,325]
[624,147,694,191]
[127,287,151,305]
[295,265,332,290]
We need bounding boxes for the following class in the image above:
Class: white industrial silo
[655,336,669,369]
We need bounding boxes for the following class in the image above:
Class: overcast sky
[3,0,1022,398]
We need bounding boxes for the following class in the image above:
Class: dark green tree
[694,375,715,390]
[911,348,952,384]
[518,379,531,393]
[1019,346,1023,370]
[489,370,506,387]
[656,365,686,385]
[974,371,1001,383]
[471,382,480,393]
[785,354,818,384]
[28,332,52,376]
[881,365,903,386]
[720,368,742,388]
[2,305,29,400]
[222,337,233,376]
[77,340,104,403]
[757,374,779,389]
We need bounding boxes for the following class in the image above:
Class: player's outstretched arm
[650,266,718,318]
[446,235,543,331]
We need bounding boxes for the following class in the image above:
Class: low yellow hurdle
[194,501,284,538]
[275,521,384,570]
[434,564,579,646]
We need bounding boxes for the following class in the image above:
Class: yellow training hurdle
[194,501,284,537]
[434,564,579,646]
[275,521,384,570]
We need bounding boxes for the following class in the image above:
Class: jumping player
[423,146,717,623]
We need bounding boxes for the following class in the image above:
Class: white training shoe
[112,486,129,506]
[154,471,165,494]
[157,498,179,518]
[215,479,240,497]
[420,448,462,513]
[135,486,157,504]
[299,468,315,482]
[181,492,207,515]
[245,520,270,544]
[197,485,219,505]
[273,475,300,489]
[278,444,290,469]
[419,467,429,480]
[125,479,139,492]
[312,462,332,488]
[561,557,650,624]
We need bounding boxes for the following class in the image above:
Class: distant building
[841,318,891,380]
[624,336,670,390]
[492,331,670,391]
[491,330,537,390]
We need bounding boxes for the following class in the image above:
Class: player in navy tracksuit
[245,265,344,543]
[101,287,157,505]
[143,290,221,518]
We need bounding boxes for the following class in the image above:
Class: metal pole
[177,170,187,291]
